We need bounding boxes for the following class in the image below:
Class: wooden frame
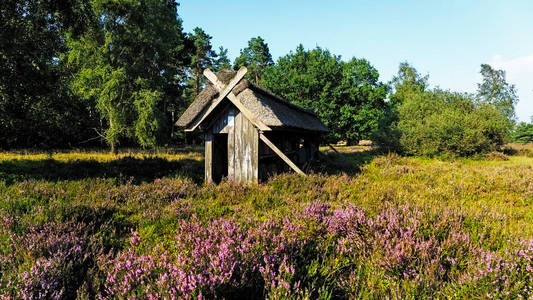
[196,68,310,183]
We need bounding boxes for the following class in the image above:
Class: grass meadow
[0,145,531,299]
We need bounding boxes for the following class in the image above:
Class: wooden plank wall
[229,112,258,183]
[234,112,242,182]
[207,106,260,184]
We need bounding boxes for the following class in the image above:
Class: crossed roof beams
[187,67,271,132]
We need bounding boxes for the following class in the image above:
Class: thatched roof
[176,70,329,133]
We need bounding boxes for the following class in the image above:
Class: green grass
[0,146,531,298]
[0,147,530,246]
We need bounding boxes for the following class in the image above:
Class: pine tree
[189,27,217,96]
[234,36,273,84]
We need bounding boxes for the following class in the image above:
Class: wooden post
[250,121,259,183]
[205,132,213,183]
[234,112,243,183]
[228,120,235,181]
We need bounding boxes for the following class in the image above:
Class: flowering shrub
[460,239,532,298]
[100,217,306,299]
[0,220,99,299]
[98,202,532,299]
[1,150,532,299]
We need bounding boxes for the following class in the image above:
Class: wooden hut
[176,67,328,183]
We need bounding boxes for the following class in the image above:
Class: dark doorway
[212,133,228,183]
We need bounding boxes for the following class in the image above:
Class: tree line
[1,0,529,155]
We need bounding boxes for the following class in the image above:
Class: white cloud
[490,53,533,122]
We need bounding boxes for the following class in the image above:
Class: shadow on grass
[314,148,382,176]
[0,156,204,185]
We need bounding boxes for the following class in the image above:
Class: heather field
[0,147,531,299]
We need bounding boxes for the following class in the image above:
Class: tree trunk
[195,62,200,96]
[111,142,118,155]
[171,111,175,139]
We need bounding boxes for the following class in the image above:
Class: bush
[396,90,510,157]
[0,220,100,299]
[97,202,532,299]
[485,151,509,161]
[513,120,533,143]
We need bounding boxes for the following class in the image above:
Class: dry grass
[0,148,204,163]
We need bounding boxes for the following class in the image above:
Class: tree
[395,89,509,157]
[189,27,217,97]
[513,117,533,143]
[337,58,389,144]
[0,0,96,148]
[262,45,342,141]
[67,0,190,152]
[371,62,430,150]
[477,64,518,122]
[234,36,273,84]
[263,44,388,144]
[390,62,429,104]
[214,46,231,71]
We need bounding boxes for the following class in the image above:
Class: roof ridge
[246,83,318,117]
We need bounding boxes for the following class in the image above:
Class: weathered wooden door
[206,106,258,183]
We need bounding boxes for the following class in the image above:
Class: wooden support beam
[203,69,271,132]
[328,144,345,157]
[203,68,231,91]
[259,133,305,176]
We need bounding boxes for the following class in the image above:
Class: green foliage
[263,45,342,140]
[214,46,231,71]
[234,36,274,83]
[372,62,429,150]
[397,90,509,157]
[390,62,429,103]
[477,64,519,123]
[0,0,523,157]
[188,27,217,97]
[0,0,97,148]
[67,0,190,151]
[338,58,389,144]
[386,63,512,157]
[181,29,230,148]
[513,118,533,143]
[134,89,165,148]
[263,45,389,144]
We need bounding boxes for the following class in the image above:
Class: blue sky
[179,0,533,122]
